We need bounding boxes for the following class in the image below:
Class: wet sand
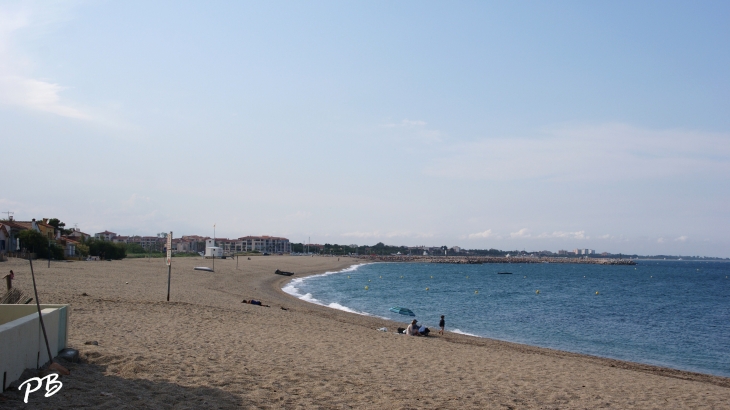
[1,255,728,409]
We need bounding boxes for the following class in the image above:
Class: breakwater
[355,255,636,265]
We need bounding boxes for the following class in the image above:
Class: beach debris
[125,282,129,284]
[377,327,388,332]
[57,348,80,363]
[280,306,288,310]
[0,287,33,304]
[84,341,99,346]
[82,292,89,296]
[100,392,113,397]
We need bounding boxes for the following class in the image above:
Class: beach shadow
[0,358,244,409]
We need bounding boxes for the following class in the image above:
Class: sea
[283,260,730,377]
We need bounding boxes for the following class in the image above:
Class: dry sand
[1,255,728,409]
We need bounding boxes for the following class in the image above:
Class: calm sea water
[283,260,730,377]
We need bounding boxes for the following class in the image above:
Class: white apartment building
[94,231,117,241]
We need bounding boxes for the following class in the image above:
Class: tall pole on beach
[212,223,216,271]
[166,231,172,302]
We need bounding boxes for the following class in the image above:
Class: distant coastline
[354,255,637,265]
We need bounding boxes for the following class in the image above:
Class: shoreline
[277,257,730,387]
[1,255,728,408]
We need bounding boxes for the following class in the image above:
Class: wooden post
[29,256,54,368]
[166,263,171,302]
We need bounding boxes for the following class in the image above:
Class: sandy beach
[1,255,728,409]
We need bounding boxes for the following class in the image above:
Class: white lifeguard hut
[205,238,223,258]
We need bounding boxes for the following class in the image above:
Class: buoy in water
[430,276,433,279]
[348,276,350,279]
[400,276,403,278]
[368,279,371,282]
[475,290,478,294]
[379,276,382,278]
[466,276,469,279]
[364,286,369,290]
[536,290,540,294]
[426,287,429,291]
[595,291,599,295]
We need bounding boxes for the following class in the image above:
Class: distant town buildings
[90,230,292,255]
[574,249,595,255]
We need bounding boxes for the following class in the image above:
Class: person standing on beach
[438,315,445,335]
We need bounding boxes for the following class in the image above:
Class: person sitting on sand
[406,319,420,336]
[242,299,270,307]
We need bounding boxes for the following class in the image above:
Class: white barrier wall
[0,304,69,390]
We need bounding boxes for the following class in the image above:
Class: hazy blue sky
[2,1,729,256]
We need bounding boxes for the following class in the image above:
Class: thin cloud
[0,3,89,119]
[468,229,498,239]
[381,119,442,143]
[342,230,434,239]
[675,236,688,242]
[285,210,312,220]
[510,228,530,238]
[423,123,730,182]
[536,231,588,240]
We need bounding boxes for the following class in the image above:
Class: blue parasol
[389,306,415,316]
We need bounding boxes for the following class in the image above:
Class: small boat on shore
[274,269,294,276]
[194,267,214,272]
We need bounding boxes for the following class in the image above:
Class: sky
[1,1,729,257]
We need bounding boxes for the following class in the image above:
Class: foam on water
[451,329,480,337]
[283,263,376,317]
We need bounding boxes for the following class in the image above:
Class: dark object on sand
[85,341,99,345]
[194,267,214,272]
[242,299,270,307]
[498,272,513,274]
[397,327,406,334]
[57,348,80,362]
[274,269,294,276]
